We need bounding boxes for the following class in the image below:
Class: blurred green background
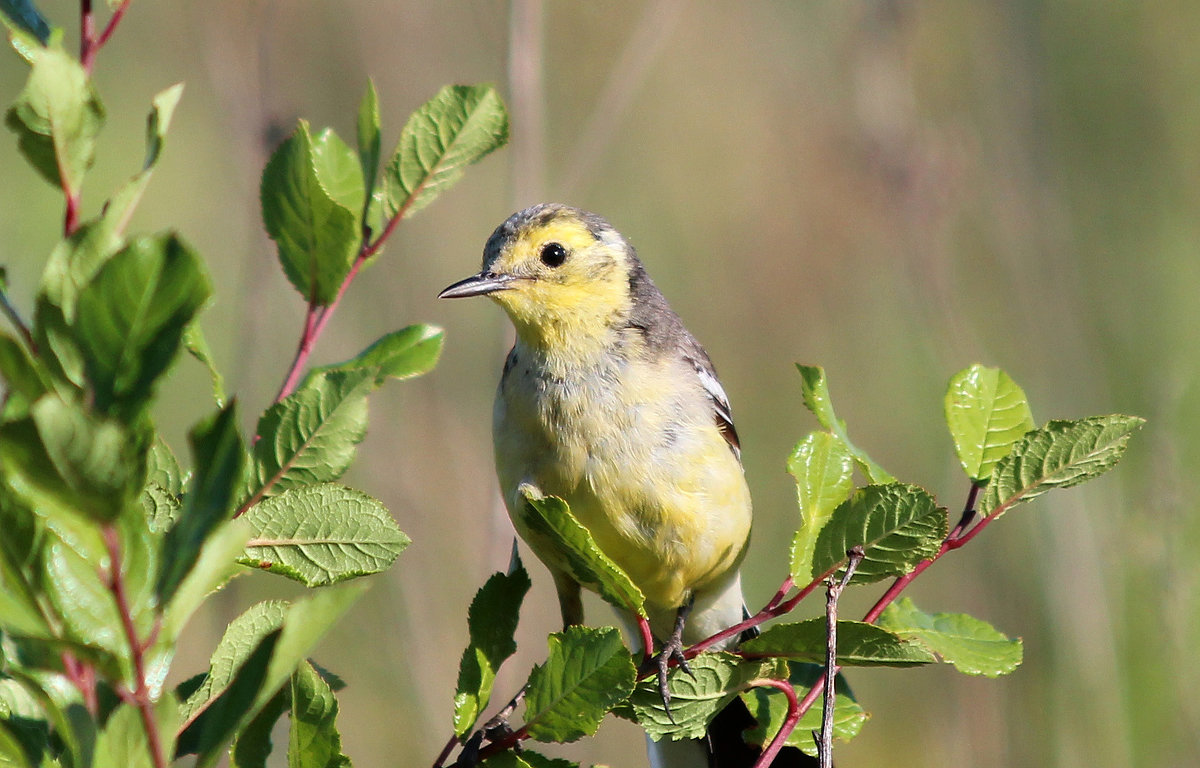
[2,1,1196,765]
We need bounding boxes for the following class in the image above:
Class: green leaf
[158,402,245,602]
[310,128,365,214]
[0,395,146,523]
[39,221,122,331]
[944,365,1035,482]
[247,370,373,503]
[230,687,288,768]
[0,494,51,640]
[41,526,125,667]
[625,653,780,741]
[146,438,184,495]
[305,325,444,386]
[741,665,865,755]
[796,364,894,483]
[258,584,366,715]
[514,486,645,616]
[5,46,104,194]
[101,83,185,239]
[481,753,577,768]
[178,628,281,766]
[453,557,532,737]
[73,233,211,419]
[94,697,179,768]
[356,80,382,211]
[787,432,855,583]
[260,121,359,305]
[32,295,85,389]
[879,597,1023,677]
[980,415,1144,518]
[0,719,37,768]
[161,519,251,644]
[288,661,349,768]
[740,619,936,667]
[179,601,288,735]
[239,483,409,586]
[183,324,226,407]
[0,332,49,417]
[383,84,509,219]
[0,0,52,45]
[523,626,636,743]
[810,483,946,585]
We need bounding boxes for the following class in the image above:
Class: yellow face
[440,204,635,346]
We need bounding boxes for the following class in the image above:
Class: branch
[80,0,133,73]
[748,677,799,768]
[272,192,411,404]
[688,565,837,657]
[819,547,862,768]
[103,526,166,768]
[861,481,992,624]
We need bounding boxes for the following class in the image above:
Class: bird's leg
[651,598,695,719]
[553,571,584,629]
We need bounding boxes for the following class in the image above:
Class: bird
[440,203,754,766]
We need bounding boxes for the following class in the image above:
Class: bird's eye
[539,241,568,268]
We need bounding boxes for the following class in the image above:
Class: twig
[431,735,459,768]
[271,177,416,404]
[103,526,166,768]
[862,482,996,624]
[689,565,838,657]
[819,547,863,768]
[789,481,1001,732]
[60,652,98,715]
[748,678,800,768]
[80,0,133,73]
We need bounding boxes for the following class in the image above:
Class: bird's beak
[437,271,517,299]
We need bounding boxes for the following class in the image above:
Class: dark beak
[438,271,517,299]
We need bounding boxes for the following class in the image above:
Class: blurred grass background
[2,1,1197,765]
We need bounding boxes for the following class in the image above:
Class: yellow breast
[493,337,752,610]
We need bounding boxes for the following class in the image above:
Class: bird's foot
[642,601,695,723]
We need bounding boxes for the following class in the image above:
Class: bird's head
[439,204,638,348]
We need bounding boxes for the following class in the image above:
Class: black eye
[539,241,568,268]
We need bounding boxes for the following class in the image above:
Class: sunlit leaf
[453,557,531,737]
[741,619,935,667]
[788,431,854,583]
[980,415,1145,518]
[625,653,779,741]
[879,597,1023,677]
[945,365,1034,482]
[795,364,893,483]
[239,483,409,586]
[810,483,946,584]
[523,626,635,743]
[5,46,104,194]
[260,121,359,305]
[383,84,508,219]
[515,486,644,616]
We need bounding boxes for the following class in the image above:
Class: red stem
[272,193,409,404]
[636,614,655,662]
[60,652,98,715]
[104,526,167,768]
[689,567,835,657]
[749,678,800,768]
[431,735,459,768]
[96,0,132,49]
[80,0,132,73]
[79,0,94,67]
